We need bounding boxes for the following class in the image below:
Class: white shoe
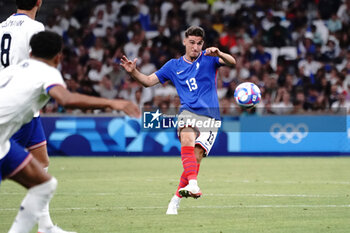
[178,184,202,199]
[166,195,181,215]
[38,225,77,233]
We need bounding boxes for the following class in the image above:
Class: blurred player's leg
[4,141,57,233]
[8,176,58,233]
[12,118,75,233]
[37,165,55,233]
[28,144,54,233]
[31,143,54,232]
[37,167,76,233]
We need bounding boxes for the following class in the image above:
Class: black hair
[30,31,62,59]
[16,0,37,10]
[185,26,205,39]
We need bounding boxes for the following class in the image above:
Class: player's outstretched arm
[205,47,236,67]
[48,85,141,117]
[120,55,160,87]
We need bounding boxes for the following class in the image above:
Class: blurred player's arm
[48,85,141,117]
[205,47,236,67]
[120,55,160,87]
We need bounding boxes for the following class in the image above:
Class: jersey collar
[182,51,203,64]
[13,13,29,17]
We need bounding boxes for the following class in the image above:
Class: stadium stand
[1,0,350,115]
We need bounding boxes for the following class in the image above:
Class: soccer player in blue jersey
[120,26,236,214]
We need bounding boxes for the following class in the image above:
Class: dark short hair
[30,31,62,59]
[16,0,37,10]
[185,26,205,39]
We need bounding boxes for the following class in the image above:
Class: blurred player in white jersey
[0,1,66,232]
[1,31,140,233]
[0,1,44,70]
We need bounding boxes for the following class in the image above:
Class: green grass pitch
[1,157,350,233]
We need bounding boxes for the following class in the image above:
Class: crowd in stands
[38,0,350,115]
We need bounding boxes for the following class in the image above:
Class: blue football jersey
[155,51,222,120]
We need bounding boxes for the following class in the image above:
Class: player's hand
[111,99,141,118]
[120,55,137,74]
[204,47,221,57]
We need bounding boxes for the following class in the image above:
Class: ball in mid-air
[234,82,261,108]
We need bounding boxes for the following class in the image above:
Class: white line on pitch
[35,178,350,185]
[222,180,350,185]
[0,192,346,198]
[1,204,350,212]
[204,193,345,198]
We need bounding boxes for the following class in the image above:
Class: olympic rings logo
[270,123,308,144]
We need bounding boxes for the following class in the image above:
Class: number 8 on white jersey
[0,13,44,70]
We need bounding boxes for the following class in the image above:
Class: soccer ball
[234,82,261,108]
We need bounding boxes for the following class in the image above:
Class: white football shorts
[177,110,221,156]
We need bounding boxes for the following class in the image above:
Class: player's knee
[180,135,195,146]
[41,159,50,169]
[29,177,58,195]
[35,159,49,170]
[30,146,49,168]
[180,128,196,146]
